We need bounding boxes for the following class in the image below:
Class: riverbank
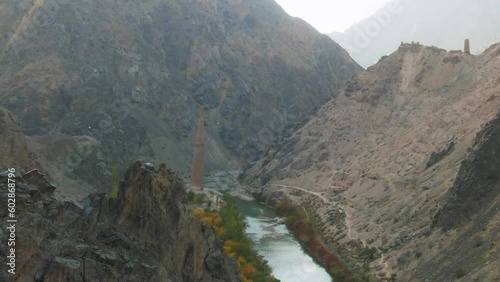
[198,173,348,281]
[201,173,355,281]
[229,180,350,280]
[192,194,279,282]
[235,198,332,282]
[229,188,256,201]
[261,186,392,281]
[268,198,356,281]
[199,174,333,281]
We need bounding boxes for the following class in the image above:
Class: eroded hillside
[0,0,360,196]
[243,43,500,281]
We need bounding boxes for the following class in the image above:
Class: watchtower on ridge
[464,39,471,54]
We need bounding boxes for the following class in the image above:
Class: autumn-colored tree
[193,208,205,218]
[242,265,257,276]
[193,196,278,282]
[273,200,353,281]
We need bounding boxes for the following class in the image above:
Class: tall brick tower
[464,39,471,54]
[190,107,205,191]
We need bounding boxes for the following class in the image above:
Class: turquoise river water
[235,198,333,282]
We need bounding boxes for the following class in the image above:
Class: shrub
[187,191,206,205]
[455,267,466,278]
[188,191,196,202]
[273,200,352,280]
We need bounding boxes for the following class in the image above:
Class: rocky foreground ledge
[0,162,241,282]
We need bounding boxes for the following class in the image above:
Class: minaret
[190,107,205,191]
[464,39,470,54]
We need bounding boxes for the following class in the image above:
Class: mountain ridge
[242,42,500,281]
[330,0,500,68]
[0,0,360,197]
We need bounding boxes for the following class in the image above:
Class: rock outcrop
[434,112,500,230]
[0,162,241,282]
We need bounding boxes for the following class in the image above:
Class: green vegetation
[187,190,206,205]
[193,195,279,282]
[110,161,136,199]
[273,200,356,281]
[327,210,346,226]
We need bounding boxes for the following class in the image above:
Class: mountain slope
[0,162,242,282]
[0,106,33,170]
[0,0,360,194]
[330,0,500,68]
[242,42,500,280]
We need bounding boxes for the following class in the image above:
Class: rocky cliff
[0,162,241,282]
[434,112,500,231]
[242,43,500,280]
[0,0,360,193]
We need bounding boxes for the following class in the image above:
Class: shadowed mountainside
[434,112,500,230]
[0,106,33,170]
[0,0,360,196]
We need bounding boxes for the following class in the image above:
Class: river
[235,198,333,282]
[195,174,333,281]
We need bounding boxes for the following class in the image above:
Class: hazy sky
[274,0,393,33]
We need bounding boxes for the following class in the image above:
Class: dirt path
[288,169,345,191]
[6,0,46,51]
[271,183,391,279]
[272,183,334,204]
[344,207,390,279]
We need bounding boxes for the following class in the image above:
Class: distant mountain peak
[330,0,500,68]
